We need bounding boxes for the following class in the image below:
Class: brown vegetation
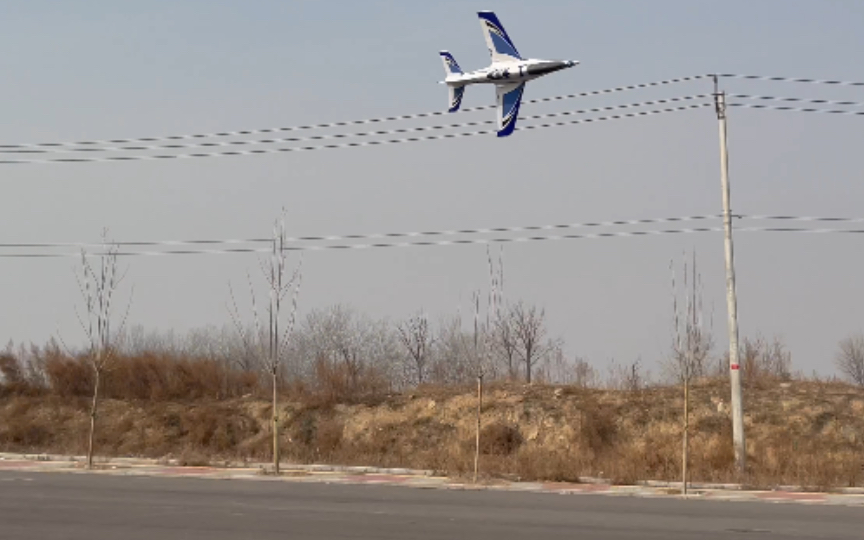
[836,334,864,387]
[1,345,862,490]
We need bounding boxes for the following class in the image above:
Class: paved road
[0,470,861,539]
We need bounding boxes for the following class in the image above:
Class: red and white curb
[1,454,863,507]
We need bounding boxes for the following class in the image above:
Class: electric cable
[0,227,725,258]
[740,214,864,224]
[718,74,864,87]
[0,74,712,151]
[729,95,864,108]
[5,226,864,259]
[8,214,864,251]
[0,102,713,165]
[0,95,711,155]
[727,103,864,117]
[0,214,722,250]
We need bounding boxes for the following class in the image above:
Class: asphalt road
[0,470,861,540]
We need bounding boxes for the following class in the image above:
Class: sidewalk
[2,452,863,507]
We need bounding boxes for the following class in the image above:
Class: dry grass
[1,348,862,489]
[2,374,862,489]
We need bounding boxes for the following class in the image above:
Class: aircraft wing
[495,82,525,137]
[478,11,523,63]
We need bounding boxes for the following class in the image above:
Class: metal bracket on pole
[713,75,747,476]
[713,75,726,120]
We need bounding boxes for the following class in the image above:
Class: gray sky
[1,0,863,378]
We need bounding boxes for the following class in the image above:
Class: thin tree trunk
[272,369,279,475]
[473,375,483,483]
[87,367,101,470]
[682,374,689,496]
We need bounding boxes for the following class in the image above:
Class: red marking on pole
[731,364,740,370]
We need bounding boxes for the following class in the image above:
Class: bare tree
[534,345,592,386]
[72,229,133,469]
[428,314,473,385]
[836,333,864,386]
[666,249,713,495]
[486,248,520,379]
[493,314,520,379]
[666,250,713,385]
[363,316,403,392]
[228,210,303,474]
[472,290,484,483]
[740,335,792,382]
[322,307,367,393]
[299,305,399,396]
[573,356,597,388]
[396,310,432,386]
[473,246,503,483]
[509,301,551,383]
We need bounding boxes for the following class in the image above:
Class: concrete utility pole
[714,78,746,475]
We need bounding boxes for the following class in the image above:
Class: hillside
[2,378,862,489]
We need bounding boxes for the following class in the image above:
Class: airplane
[438,11,579,137]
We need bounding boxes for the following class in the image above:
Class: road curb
[2,453,863,507]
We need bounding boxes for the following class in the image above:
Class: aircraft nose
[527,60,578,77]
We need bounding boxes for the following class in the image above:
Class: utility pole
[713,77,746,475]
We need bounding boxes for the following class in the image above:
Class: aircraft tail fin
[439,51,465,112]
[439,50,463,76]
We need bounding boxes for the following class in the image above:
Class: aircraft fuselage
[443,59,578,87]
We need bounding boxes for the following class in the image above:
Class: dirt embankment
[2,380,863,488]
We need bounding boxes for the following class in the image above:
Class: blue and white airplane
[439,11,578,137]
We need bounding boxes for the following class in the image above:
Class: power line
[741,214,864,223]
[0,74,712,151]
[718,74,864,87]
[727,103,864,117]
[742,227,864,234]
[730,95,864,108]
[0,227,725,258]
[0,95,712,155]
[0,214,723,250]
[7,213,864,251]
[5,226,864,259]
[0,102,713,165]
